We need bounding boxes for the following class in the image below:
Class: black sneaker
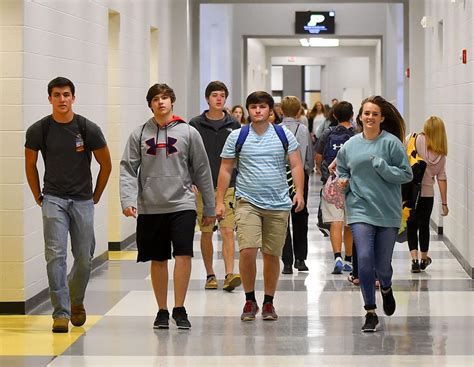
[153,309,169,329]
[420,257,432,271]
[361,312,379,332]
[282,264,293,274]
[172,307,191,329]
[294,259,309,271]
[411,259,421,273]
[381,287,396,316]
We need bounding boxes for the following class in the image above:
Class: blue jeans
[42,195,95,319]
[350,223,398,310]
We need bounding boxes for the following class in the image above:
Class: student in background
[232,105,247,125]
[407,116,448,273]
[189,81,242,292]
[280,96,313,274]
[315,101,355,275]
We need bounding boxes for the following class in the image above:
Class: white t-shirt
[312,113,326,135]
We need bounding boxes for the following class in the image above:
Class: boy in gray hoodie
[120,84,215,330]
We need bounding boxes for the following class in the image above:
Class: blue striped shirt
[221,123,299,210]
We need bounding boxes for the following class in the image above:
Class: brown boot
[71,304,86,326]
[52,317,69,333]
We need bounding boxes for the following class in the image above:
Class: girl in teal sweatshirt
[336,96,412,332]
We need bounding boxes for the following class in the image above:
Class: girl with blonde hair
[407,116,448,273]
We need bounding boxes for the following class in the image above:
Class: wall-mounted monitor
[295,11,335,34]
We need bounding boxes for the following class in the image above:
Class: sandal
[348,275,360,286]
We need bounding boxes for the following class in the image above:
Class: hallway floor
[1,176,473,366]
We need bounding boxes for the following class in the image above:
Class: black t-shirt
[25,114,107,200]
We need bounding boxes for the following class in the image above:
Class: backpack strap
[76,114,87,149]
[235,123,289,154]
[235,124,250,153]
[272,123,288,153]
[40,115,52,161]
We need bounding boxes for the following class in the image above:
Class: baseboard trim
[108,233,136,251]
[0,250,109,315]
[431,219,473,279]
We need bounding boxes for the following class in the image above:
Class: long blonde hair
[423,116,448,155]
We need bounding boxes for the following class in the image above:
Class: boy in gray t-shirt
[25,77,111,333]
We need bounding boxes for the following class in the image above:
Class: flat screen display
[295,11,335,34]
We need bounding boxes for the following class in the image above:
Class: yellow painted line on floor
[108,251,137,261]
[0,315,102,356]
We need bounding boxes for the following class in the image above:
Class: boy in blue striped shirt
[216,91,304,321]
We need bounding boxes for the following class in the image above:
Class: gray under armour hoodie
[120,116,215,216]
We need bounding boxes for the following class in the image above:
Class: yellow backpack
[397,133,427,242]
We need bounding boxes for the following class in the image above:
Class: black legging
[407,197,434,252]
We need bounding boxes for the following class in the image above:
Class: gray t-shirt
[25,114,107,200]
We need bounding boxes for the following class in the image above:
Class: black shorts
[136,210,196,262]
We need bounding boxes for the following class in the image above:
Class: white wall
[407,0,426,133]
[268,46,375,104]
[0,0,192,305]
[246,38,267,97]
[200,4,234,111]
[420,0,473,271]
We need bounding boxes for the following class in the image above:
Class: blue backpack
[235,123,296,197]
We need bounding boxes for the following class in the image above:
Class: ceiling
[257,38,380,47]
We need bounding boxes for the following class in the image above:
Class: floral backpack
[322,173,345,209]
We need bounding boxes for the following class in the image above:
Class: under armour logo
[145,137,178,156]
[332,143,343,150]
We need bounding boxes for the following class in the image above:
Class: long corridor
[1,175,473,367]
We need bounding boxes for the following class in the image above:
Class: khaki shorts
[196,187,235,232]
[321,196,346,224]
[235,198,289,257]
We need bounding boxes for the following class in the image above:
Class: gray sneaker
[261,302,278,321]
[241,300,259,321]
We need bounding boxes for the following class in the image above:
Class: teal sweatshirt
[336,130,413,228]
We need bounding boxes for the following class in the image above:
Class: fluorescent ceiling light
[299,38,339,47]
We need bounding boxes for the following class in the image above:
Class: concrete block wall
[0,0,26,304]
[0,0,191,310]
[422,0,473,272]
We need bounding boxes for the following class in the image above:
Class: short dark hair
[146,83,176,108]
[333,101,353,122]
[245,91,274,111]
[48,77,75,96]
[205,81,229,99]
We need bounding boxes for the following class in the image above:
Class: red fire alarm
[405,68,410,78]
[462,49,467,64]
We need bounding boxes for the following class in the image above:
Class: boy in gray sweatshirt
[120,84,215,330]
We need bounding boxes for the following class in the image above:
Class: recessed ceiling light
[299,38,339,47]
